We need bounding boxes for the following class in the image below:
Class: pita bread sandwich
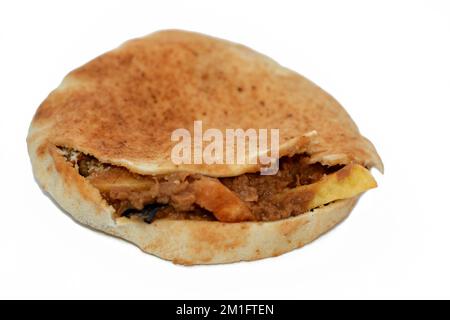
[27,30,383,265]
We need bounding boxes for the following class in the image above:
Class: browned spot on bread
[143,237,164,253]
[33,101,55,123]
[173,258,195,266]
[271,250,285,257]
[278,219,309,237]
[198,256,214,264]
[252,248,266,261]
[36,143,48,158]
[190,223,249,253]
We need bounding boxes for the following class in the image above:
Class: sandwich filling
[60,147,376,223]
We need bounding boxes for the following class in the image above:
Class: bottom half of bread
[30,142,359,265]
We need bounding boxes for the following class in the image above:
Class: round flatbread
[28,30,382,264]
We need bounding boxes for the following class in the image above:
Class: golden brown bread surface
[28,30,382,264]
[29,29,382,176]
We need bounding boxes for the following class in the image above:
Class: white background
[1,0,449,300]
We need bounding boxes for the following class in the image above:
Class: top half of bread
[28,30,383,177]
